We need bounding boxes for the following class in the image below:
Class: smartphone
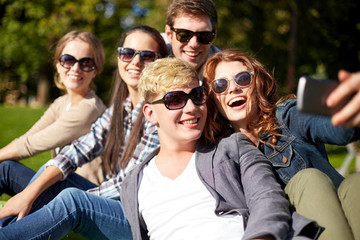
[296,76,348,116]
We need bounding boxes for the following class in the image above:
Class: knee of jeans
[58,187,82,200]
[0,160,17,170]
[338,172,360,199]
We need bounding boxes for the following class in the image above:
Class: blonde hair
[139,57,199,103]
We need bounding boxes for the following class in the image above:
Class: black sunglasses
[59,54,96,72]
[170,27,215,45]
[151,86,206,110]
[117,47,159,63]
[210,71,253,94]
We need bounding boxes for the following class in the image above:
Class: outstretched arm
[327,70,360,128]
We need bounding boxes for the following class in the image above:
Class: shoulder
[276,99,296,116]
[210,132,261,161]
[83,90,106,108]
[275,99,301,125]
[75,91,106,114]
[51,94,68,106]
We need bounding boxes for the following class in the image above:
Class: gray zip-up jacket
[120,132,321,240]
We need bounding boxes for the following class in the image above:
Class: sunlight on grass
[0,105,86,240]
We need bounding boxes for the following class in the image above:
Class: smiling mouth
[228,96,247,107]
[128,69,140,74]
[184,51,199,57]
[68,75,82,81]
[181,118,199,125]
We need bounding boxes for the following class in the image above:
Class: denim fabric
[0,188,132,240]
[0,161,35,196]
[0,164,96,227]
[258,99,360,188]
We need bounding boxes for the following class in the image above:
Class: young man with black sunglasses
[165,0,220,76]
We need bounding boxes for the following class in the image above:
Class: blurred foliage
[0,0,359,105]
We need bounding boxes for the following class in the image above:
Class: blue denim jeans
[0,187,132,240]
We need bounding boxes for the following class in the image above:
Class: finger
[327,71,360,107]
[332,93,360,126]
[16,209,30,221]
[0,206,15,219]
[339,113,360,128]
[338,69,351,82]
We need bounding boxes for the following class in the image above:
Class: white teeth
[128,69,140,74]
[229,96,245,106]
[69,75,81,80]
[185,51,199,57]
[182,119,198,124]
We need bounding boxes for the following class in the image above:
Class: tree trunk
[36,73,50,107]
[286,4,298,93]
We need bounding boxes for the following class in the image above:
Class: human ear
[143,103,158,124]
[165,25,173,44]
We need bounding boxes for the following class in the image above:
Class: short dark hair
[166,0,218,32]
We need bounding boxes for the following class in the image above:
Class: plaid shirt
[45,97,160,199]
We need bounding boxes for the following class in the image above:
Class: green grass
[0,105,86,240]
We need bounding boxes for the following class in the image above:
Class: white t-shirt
[138,153,244,240]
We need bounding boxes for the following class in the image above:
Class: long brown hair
[102,25,168,174]
[202,49,280,144]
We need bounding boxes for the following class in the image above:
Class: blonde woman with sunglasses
[0,30,106,182]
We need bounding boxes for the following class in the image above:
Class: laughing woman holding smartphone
[0,30,106,186]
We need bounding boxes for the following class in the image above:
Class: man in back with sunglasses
[164,0,220,77]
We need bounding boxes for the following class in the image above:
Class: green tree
[1,0,359,104]
[0,0,132,105]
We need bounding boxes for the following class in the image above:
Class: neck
[128,87,141,108]
[155,144,196,180]
[67,88,90,105]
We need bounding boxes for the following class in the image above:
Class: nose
[130,53,141,65]
[70,62,81,71]
[227,79,241,93]
[183,98,196,112]
[187,35,201,48]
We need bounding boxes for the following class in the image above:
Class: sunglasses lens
[190,87,205,105]
[119,48,136,62]
[60,54,76,69]
[234,72,252,86]
[163,91,187,110]
[211,79,229,94]
[175,30,194,42]
[59,54,95,72]
[197,32,214,44]
[78,58,95,72]
[140,51,157,63]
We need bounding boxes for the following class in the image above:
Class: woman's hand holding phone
[327,70,360,128]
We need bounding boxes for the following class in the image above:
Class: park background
[1,0,359,105]
[0,0,359,239]
[0,0,359,182]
